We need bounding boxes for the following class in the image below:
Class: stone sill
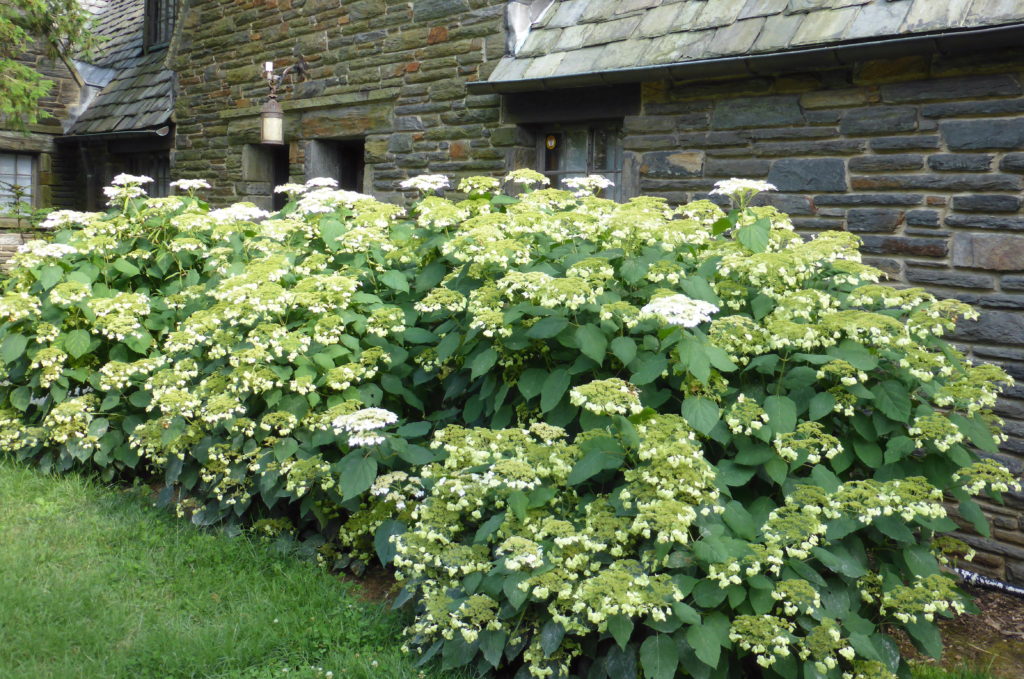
[219,87,401,120]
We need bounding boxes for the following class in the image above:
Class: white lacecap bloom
[332,407,399,446]
[305,177,339,188]
[38,210,98,230]
[208,203,271,223]
[274,182,308,194]
[111,173,154,186]
[17,240,77,258]
[641,293,719,327]
[399,174,450,192]
[169,179,211,191]
[563,174,615,196]
[709,178,777,197]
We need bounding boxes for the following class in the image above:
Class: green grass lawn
[0,460,455,679]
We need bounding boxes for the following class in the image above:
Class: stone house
[0,0,176,227]
[9,0,1024,580]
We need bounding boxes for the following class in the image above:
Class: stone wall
[624,50,1024,582]
[169,2,1024,580]
[171,0,523,207]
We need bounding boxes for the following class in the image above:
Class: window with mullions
[143,0,176,53]
[537,124,623,201]
[0,152,36,210]
[114,152,171,198]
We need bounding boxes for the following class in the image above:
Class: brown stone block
[854,56,929,85]
[953,233,1024,272]
[427,26,449,44]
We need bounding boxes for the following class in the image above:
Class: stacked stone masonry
[168,4,1024,581]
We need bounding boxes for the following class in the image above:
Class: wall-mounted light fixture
[261,57,308,145]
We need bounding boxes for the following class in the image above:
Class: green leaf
[681,397,719,435]
[874,515,915,543]
[527,316,568,339]
[1,334,27,363]
[575,324,607,365]
[319,218,345,249]
[950,413,1000,454]
[374,519,405,566]
[567,450,623,486]
[337,454,377,501]
[620,259,648,284]
[10,386,31,412]
[672,602,700,625]
[763,395,797,435]
[380,270,409,292]
[37,265,64,289]
[63,329,92,359]
[808,392,835,421]
[611,336,637,366]
[735,216,771,253]
[474,512,506,544]
[723,501,757,541]
[812,546,866,578]
[685,624,721,669]
[113,259,140,276]
[470,348,498,379]
[958,499,990,537]
[608,615,634,650]
[853,439,883,467]
[540,621,565,657]
[503,573,529,609]
[904,545,941,577]
[750,294,774,321]
[540,369,570,413]
[905,619,943,659]
[870,380,912,423]
[884,436,917,463]
[517,368,547,400]
[631,355,668,386]
[508,491,528,521]
[640,635,679,679]
[478,630,506,669]
[828,340,878,371]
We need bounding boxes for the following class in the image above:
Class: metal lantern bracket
[261,56,308,145]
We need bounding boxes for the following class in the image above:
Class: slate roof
[488,0,1024,87]
[67,0,175,135]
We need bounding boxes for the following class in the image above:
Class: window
[536,123,623,201]
[243,144,291,211]
[116,151,170,198]
[144,0,176,53]
[305,140,365,192]
[0,152,36,210]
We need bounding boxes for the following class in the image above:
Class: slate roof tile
[488,0,1024,86]
[67,0,175,135]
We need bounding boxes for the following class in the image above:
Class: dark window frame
[0,151,38,210]
[534,121,624,201]
[143,0,175,53]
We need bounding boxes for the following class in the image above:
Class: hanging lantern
[261,96,284,145]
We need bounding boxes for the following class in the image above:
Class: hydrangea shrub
[1,171,1020,679]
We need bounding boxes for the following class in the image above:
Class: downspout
[77,143,97,211]
[953,567,1024,599]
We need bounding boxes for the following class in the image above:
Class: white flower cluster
[169,179,212,192]
[568,378,643,416]
[332,407,399,446]
[563,174,614,197]
[641,293,718,328]
[38,210,100,230]
[13,240,78,268]
[208,203,271,224]
[400,174,450,193]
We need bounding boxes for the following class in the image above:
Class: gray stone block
[881,74,1021,103]
[1001,153,1024,173]
[848,154,923,172]
[860,235,948,258]
[942,118,1024,151]
[945,214,1024,231]
[710,95,804,130]
[869,135,941,151]
[954,233,1024,271]
[815,194,924,206]
[704,157,771,177]
[840,107,918,136]
[640,151,705,178]
[952,194,1022,213]
[906,267,995,290]
[846,208,903,233]
[767,158,847,192]
[921,99,1024,119]
[928,153,993,172]
[953,309,1024,344]
[906,210,941,227]
[413,0,470,21]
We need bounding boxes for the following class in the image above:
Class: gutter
[469,22,1024,94]
[55,125,172,142]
